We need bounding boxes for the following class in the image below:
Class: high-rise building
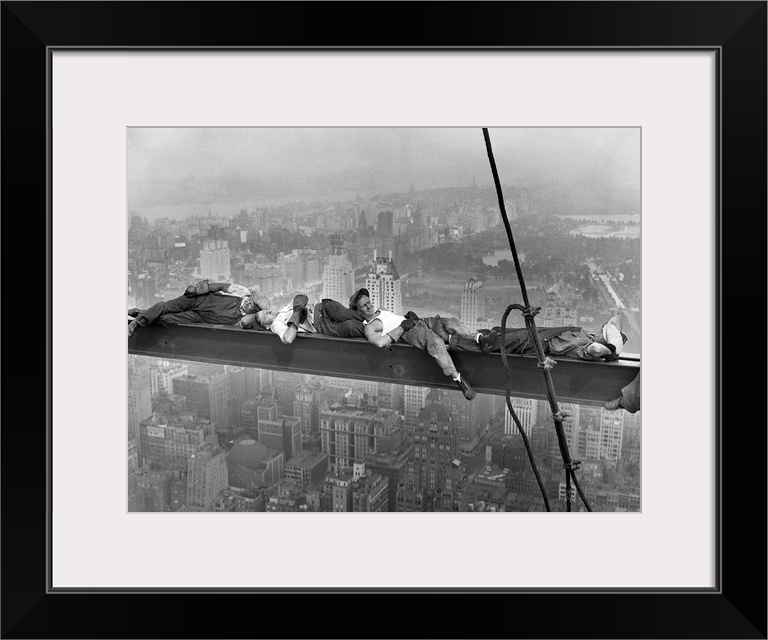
[240,394,277,438]
[540,291,577,328]
[375,382,403,413]
[284,449,329,484]
[398,401,466,512]
[173,371,233,433]
[128,356,153,441]
[575,408,623,462]
[242,367,273,398]
[272,371,298,415]
[327,472,354,512]
[442,388,487,454]
[365,252,402,315]
[365,446,413,512]
[149,361,188,395]
[460,278,486,332]
[403,385,429,433]
[544,403,623,462]
[376,210,394,256]
[319,403,402,471]
[199,240,231,281]
[352,471,389,512]
[293,383,320,435]
[186,443,228,510]
[278,251,304,291]
[504,397,539,439]
[151,393,187,416]
[258,415,302,461]
[138,415,208,468]
[322,234,355,303]
[129,468,172,512]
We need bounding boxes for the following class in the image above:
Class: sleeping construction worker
[347,288,497,401]
[448,313,628,361]
[255,294,316,344]
[127,281,270,337]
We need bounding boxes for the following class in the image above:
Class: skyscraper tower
[377,210,393,236]
[322,234,355,302]
[403,385,429,433]
[398,397,465,512]
[128,355,152,442]
[172,371,233,432]
[377,210,394,257]
[186,443,228,510]
[199,240,231,281]
[460,277,485,332]
[365,251,402,315]
[504,397,539,439]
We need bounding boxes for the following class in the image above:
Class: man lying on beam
[347,288,497,401]
[127,280,270,337]
[253,295,366,344]
[448,314,628,361]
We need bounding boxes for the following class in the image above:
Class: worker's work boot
[603,397,623,411]
[127,308,141,318]
[293,294,309,311]
[455,375,476,401]
[289,295,309,326]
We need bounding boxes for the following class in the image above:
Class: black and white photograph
[126,127,641,514]
[4,0,764,633]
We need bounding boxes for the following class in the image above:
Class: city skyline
[127,127,641,513]
[128,127,640,222]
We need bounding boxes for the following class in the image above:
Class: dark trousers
[137,293,243,327]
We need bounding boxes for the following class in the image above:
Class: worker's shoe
[431,315,450,343]
[455,375,476,401]
[479,330,499,353]
[128,319,140,337]
[127,308,141,318]
[603,397,623,411]
[289,295,309,326]
[292,294,309,311]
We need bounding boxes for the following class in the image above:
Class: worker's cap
[601,322,628,355]
[348,288,370,310]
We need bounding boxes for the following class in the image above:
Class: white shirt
[270,302,316,343]
[362,309,405,335]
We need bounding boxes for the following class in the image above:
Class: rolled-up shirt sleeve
[270,304,315,343]
[270,312,292,343]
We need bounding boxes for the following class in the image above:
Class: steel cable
[482,128,592,512]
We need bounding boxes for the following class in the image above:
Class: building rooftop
[286,450,328,469]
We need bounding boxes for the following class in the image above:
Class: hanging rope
[498,304,551,511]
[482,128,592,512]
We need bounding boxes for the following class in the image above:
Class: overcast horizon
[128,127,640,221]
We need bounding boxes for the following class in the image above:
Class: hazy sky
[127,127,640,219]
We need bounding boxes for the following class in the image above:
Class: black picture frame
[2,2,765,638]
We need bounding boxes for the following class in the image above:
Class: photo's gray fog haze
[128,128,640,220]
